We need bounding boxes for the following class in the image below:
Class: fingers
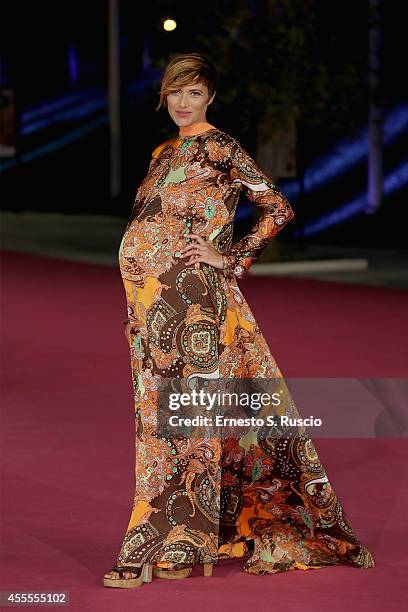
[185,233,206,244]
[180,233,214,265]
[181,244,206,256]
[181,249,206,266]
[182,246,206,265]
[185,257,204,265]
[183,256,202,264]
[181,234,211,255]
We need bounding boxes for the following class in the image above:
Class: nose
[179,93,189,108]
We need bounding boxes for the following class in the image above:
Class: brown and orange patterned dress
[116,122,374,574]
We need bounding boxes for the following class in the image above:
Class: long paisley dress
[116,124,374,575]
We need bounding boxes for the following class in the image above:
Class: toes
[104,571,118,579]
[104,569,138,580]
[123,572,136,579]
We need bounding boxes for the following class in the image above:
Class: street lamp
[163,18,177,32]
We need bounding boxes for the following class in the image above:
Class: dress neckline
[178,121,217,139]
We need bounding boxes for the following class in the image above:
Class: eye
[191,91,202,96]
[169,89,180,95]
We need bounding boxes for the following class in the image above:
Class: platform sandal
[153,562,213,579]
[103,563,153,588]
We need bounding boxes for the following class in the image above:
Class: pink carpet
[1,250,407,611]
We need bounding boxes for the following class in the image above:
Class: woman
[104,53,374,588]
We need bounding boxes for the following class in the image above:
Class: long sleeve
[223,140,295,279]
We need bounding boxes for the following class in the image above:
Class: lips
[176,111,191,117]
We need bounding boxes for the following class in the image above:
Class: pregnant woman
[103,52,374,588]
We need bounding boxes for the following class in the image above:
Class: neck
[178,120,215,136]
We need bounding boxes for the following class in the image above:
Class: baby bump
[119,216,187,282]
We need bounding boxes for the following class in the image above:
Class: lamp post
[366,0,383,213]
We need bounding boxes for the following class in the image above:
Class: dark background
[0,0,407,249]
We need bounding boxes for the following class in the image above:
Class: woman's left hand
[180,233,224,270]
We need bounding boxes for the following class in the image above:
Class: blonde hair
[156,53,217,111]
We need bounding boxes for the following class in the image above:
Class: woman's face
[166,80,215,128]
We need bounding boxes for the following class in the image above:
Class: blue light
[0,115,108,171]
[22,87,103,122]
[21,93,108,135]
[21,115,108,162]
[303,104,408,192]
[281,104,408,201]
[20,69,163,136]
[383,159,408,192]
[67,45,79,86]
[292,160,408,237]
